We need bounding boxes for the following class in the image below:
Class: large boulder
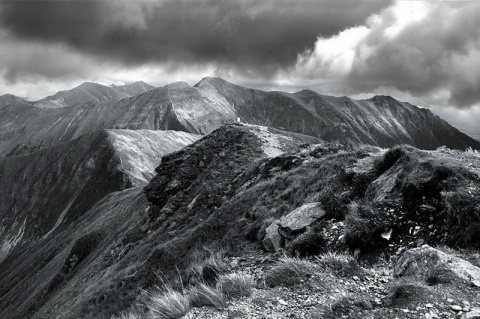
[262,221,282,252]
[262,203,326,252]
[462,308,480,319]
[394,245,480,286]
[277,202,326,239]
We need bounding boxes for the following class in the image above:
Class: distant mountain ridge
[0,77,479,158]
[33,81,155,109]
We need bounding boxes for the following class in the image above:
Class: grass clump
[185,250,228,285]
[146,286,190,319]
[216,272,254,299]
[264,257,318,287]
[316,252,365,277]
[188,283,226,309]
[384,277,434,307]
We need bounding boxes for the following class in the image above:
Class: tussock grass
[188,283,226,309]
[216,272,254,299]
[185,250,228,285]
[264,257,319,287]
[146,286,190,319]
[116,269,253,318]
[385,277,434,307]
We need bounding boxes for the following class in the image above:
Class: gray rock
[262,221,282,252]
[277,202,325,239]
[462,308,480,319]
[394,245,480,285]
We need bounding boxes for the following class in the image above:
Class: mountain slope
[0,129,199,265]
[0,124,320,319]
[1,123,479,318]
[34,81,155,109]
[196,77,480,150]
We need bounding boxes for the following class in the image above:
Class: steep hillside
[1,78,478,158]
[0,124,321,319]
[2,123,478,319]
[0,129,198,265]
[34,81,155,109]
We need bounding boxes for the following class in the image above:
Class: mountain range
[1,77,479,158]
[0,78,479,318]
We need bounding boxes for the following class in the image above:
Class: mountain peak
[0,93,24,101]
[194,77,233,88]
[165,81,191,90]
[368,95,401,104]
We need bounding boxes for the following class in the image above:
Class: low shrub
[344,201,392,249]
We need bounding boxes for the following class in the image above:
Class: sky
[0,0,479,134]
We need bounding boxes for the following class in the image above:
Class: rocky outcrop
[277,203,326,239]
[394,245,480,286]
[263,203,326,252]
[262,221,282,252]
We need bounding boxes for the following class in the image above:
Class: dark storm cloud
[0,0,392,75]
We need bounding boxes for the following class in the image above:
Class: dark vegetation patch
[335,144,480,262]
[384,278,436,308]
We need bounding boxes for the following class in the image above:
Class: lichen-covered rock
[394,245,480,285]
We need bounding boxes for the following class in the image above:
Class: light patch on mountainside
[167,82,238,134]
[107,129,200,186]
[35,97,67,109]
[41,194,79,240]
[246,125,294,157]
[0,218,26,264]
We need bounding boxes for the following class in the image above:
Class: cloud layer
[0,0,390,77]
[293,1,480,108]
